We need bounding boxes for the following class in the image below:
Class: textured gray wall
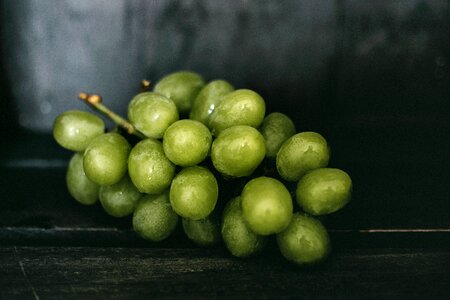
[1,0,449,133]
[1,0,337,131]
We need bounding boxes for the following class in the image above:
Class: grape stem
[140,79,151,92]
[78,92,146,139]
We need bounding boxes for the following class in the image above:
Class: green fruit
[189,79,234,125]
[53,110,105,151]
[209,89,266,135]
[259,112,296,158]
[66,152,99,205]
[211,125,265,177]
[83,133,131,186]
[221,197,267,258]
[154,71,205,114]
[170,166,218,220]
[133,191,179,242]
[296,168,352,215]
[277,213,331,265]
[182,214,221,247]
[163,119,212,167]
[241,177,293,235]
[276,132,330,182]
[128,138,175,194]
[128,92,179,139]
[99,174,143,217]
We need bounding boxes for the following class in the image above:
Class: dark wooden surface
[1,246,449,300]
[0,135,450,299]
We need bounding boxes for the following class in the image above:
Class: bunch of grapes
[53,71,352,266]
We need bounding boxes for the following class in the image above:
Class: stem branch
[79,92,145,139]
[140,79,151,92]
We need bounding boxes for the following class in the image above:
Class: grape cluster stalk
[53,71,353,266]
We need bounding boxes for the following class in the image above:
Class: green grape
[53,110,105,151]
[277,213,331,266]
[296,168,352,215]
[66,152,99,205]
[162,119,212,167]
[55,71,350,267]
[221,197,267,258]
[128,92,179,139]
[170,166,218,220]
[154,71,205,114]
[189,79,234,125]
[83,133,131,186]
[209,89,266,135]
[99,174,143,217]
[241,176,293,235]
[128,138,175,194]
[276,132,330,182]
[211,125,265,177]
[259,112,296,158]
[133,191,179,242]
[182,214,221,247]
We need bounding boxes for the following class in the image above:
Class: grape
[221,197,267,258]
[189,79,234,125]
[83,133,131,186]
[128,92,179,139]
[277,213,331,265]
[259,112,296,158]
[170,166,218,220]
[182,214,221,247]
[66,152,99,205]
[209,89,266,135]
[99,174,143,218]
[128,138,175,194]
[276,132,330,182]
[132,191,179,242]
[296,168,352,215]
[241,177,293,235]
[53,110,105,151]
[211,125,266,177]
[154,71,205,114]
[54,70,354,267]
[162,119,212,167]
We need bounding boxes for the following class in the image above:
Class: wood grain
[1,246,449,299]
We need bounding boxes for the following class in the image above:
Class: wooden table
[1,133,449,299]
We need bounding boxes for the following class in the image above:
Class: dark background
[0,1,449,298]
[1,0,449,235]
